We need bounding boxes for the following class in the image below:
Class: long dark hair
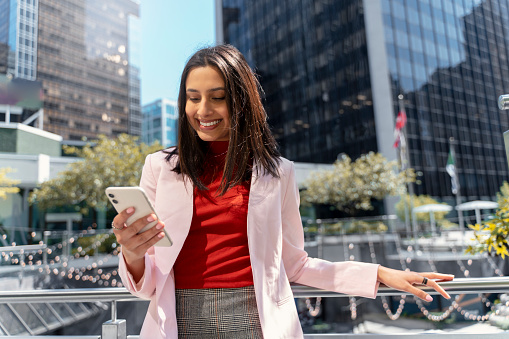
[165,44,280,195]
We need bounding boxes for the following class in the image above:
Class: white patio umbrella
[455,200,498,225]
[412,204,453,237]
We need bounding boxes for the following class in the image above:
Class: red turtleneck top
[173,141,254,289]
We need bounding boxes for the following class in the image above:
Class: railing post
[317,219,323,259]
[43,231,50,265]
[102,300,126,339]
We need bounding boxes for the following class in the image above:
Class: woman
[112,45,453,339]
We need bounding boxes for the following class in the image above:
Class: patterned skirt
[175,285,263,339]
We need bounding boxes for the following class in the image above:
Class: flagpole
[449,137,464,247]
[397,94,417,246]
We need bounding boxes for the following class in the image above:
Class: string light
[367,232,406,320]
[305,297,321,317]
[343,229,358,320]
[349,297,357,320]
[4,227,508,324]
[1,230,122,287]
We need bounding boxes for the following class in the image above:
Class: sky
[140,0,216,105]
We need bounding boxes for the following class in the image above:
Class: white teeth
[200,120,221,127]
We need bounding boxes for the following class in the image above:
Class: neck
[208,140,229,155]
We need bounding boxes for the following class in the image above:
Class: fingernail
[147,215,155,222]
[426,295,433,302]
[126,207,134,214]
[158,232,164,238]
[445,293,451,299]
[156,223,164,230]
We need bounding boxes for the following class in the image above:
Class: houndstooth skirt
[175,285,263,339]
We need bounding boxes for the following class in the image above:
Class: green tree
[301,152,415,216]
[467,181,509,258]
[395,194,455,228]
[0,168,20,200]
[30,134,161,213]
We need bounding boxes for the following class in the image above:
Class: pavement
[358,313,507,334]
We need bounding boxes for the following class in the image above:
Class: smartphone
[105,186,172,247]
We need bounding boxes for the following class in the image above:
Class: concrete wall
[294,162,334,187]
[0,154,78,229]
[0,154,77,188]
[0,123,62,156]
[0,128,17,153]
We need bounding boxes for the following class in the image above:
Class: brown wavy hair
[165,44,280,195]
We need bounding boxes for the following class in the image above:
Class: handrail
[0,277,508,303]
[294,276,509,297]
[0,277,507,339]
[0,244,47,253]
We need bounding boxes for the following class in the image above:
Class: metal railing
[0,277,508,338]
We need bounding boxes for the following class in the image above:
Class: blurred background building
[0,0,43,127]
[142,98,178,148]
[0,0,142,143]
[217,0,509,203]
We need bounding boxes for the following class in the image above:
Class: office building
[0,0,39,80]
[37,0,142,141]
[0,0,43,127]
[0,0,142,141]
[142,99,178,148]
[217,0,509,201]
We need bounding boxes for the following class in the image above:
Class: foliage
[300,152,415,216]
[0,167,20,200]
[73,233,118,256]
[30,134,161,213]
[304,220,388,235]
[395,194,452,227]
[466,181,509,258]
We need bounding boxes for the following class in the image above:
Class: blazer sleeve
[281,162,380,299]
[118,153,158,300]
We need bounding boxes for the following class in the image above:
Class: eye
[188,97,200,102]
[212,97,226,101]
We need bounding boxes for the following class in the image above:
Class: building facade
[0,0,43,127]
[0,0,142,141]
[142,99,178,148]
[0,0,39,80]
[37,0,142,141]
[217,0,509,201]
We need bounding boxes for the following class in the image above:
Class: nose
[197,98,212,118]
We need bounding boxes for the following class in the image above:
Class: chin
[196,132,229,142]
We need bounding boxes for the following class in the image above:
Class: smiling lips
[199,119,221,127]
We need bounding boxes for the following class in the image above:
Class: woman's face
[185,66,230,142]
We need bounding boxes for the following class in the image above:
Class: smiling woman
[112,45,454,339]
[185,66,230,142]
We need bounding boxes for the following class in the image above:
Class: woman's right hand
[111,207,166,282]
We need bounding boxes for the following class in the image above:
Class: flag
[393,111,407,148]
[446,147,458,194]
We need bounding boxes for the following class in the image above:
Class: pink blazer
[118,151,380,338]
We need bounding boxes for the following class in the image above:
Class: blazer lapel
[154,173,194,275]
[249,161,278,205]
[247,160,280,244]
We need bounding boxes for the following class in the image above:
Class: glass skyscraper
[218,0,509,201]
[0,0,39,80]
[0,0,42,127]
[381,0,509,199]
[142,99,178,148]
[36,0,142,141]
[0,0,142,140]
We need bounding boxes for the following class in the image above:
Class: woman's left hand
[377,266,454,301]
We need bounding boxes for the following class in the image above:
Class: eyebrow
[186,87,226,93]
